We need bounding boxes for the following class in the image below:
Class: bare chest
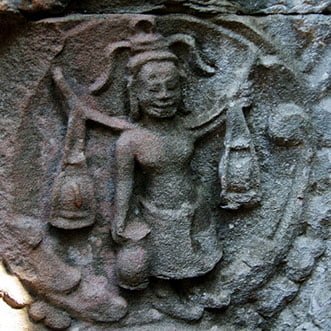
[134,131,194,170]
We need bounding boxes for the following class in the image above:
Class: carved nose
[158,86,171,99]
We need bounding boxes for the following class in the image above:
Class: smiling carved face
[136,60,181,119]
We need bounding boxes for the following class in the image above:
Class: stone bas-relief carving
[0,9,330,331]
[49,17,259,311]
[1,0,330,18]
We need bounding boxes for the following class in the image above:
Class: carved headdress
[89,17,215,95]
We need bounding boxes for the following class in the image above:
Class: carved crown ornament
[1,14,323,330]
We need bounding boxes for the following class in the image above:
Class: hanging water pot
[219,105,260,210]
[49,67,97,229]
[50,164,96,229]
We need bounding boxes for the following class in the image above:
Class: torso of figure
[120,124,196,209]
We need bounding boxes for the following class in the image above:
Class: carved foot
[153,297,204,321]
[29,274,128,327]
[49,272,128,323]
[29,301,72,330]
[152,280,204,321]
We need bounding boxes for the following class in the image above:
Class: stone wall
[0,1,330,330]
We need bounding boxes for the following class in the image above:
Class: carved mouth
[149,105,177,118]
[152,102,175,108]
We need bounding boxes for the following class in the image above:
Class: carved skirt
[139,198,222,279]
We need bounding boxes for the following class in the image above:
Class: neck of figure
[139,113,180,134]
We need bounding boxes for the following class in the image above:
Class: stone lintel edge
[0,0,330,23]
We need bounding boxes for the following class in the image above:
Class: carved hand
[52,66,137,131]
[111,217,126,244]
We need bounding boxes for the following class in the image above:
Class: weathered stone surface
[68,0,331,15]
[313,97,331,147]
[257,276,299,317]
[0,2,330,331]
[1,0,331,18]
[286,236,325,282]
[268,103,308,146]
[0,0,70,17]
[29,301,72,330]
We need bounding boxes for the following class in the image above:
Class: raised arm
[184,89,253,140]
[111,134,135,243]
[52,67,136,131]
[184,99,227,140]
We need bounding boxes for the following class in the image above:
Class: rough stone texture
[0,1,330,331]
[65,0,331,15]
[0,0,70,17]
[1,0,331,18]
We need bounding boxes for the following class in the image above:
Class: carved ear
[167,34,216,76]
[89,40,131,95]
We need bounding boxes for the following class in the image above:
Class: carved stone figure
[110,29,225,288]
[50,18,260,285]
[47,18,262,321]
[1,8,329,331]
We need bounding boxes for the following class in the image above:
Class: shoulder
[116,128,150,152]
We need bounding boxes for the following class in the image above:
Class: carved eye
[148,84,161,92]
[167,80,179,90]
